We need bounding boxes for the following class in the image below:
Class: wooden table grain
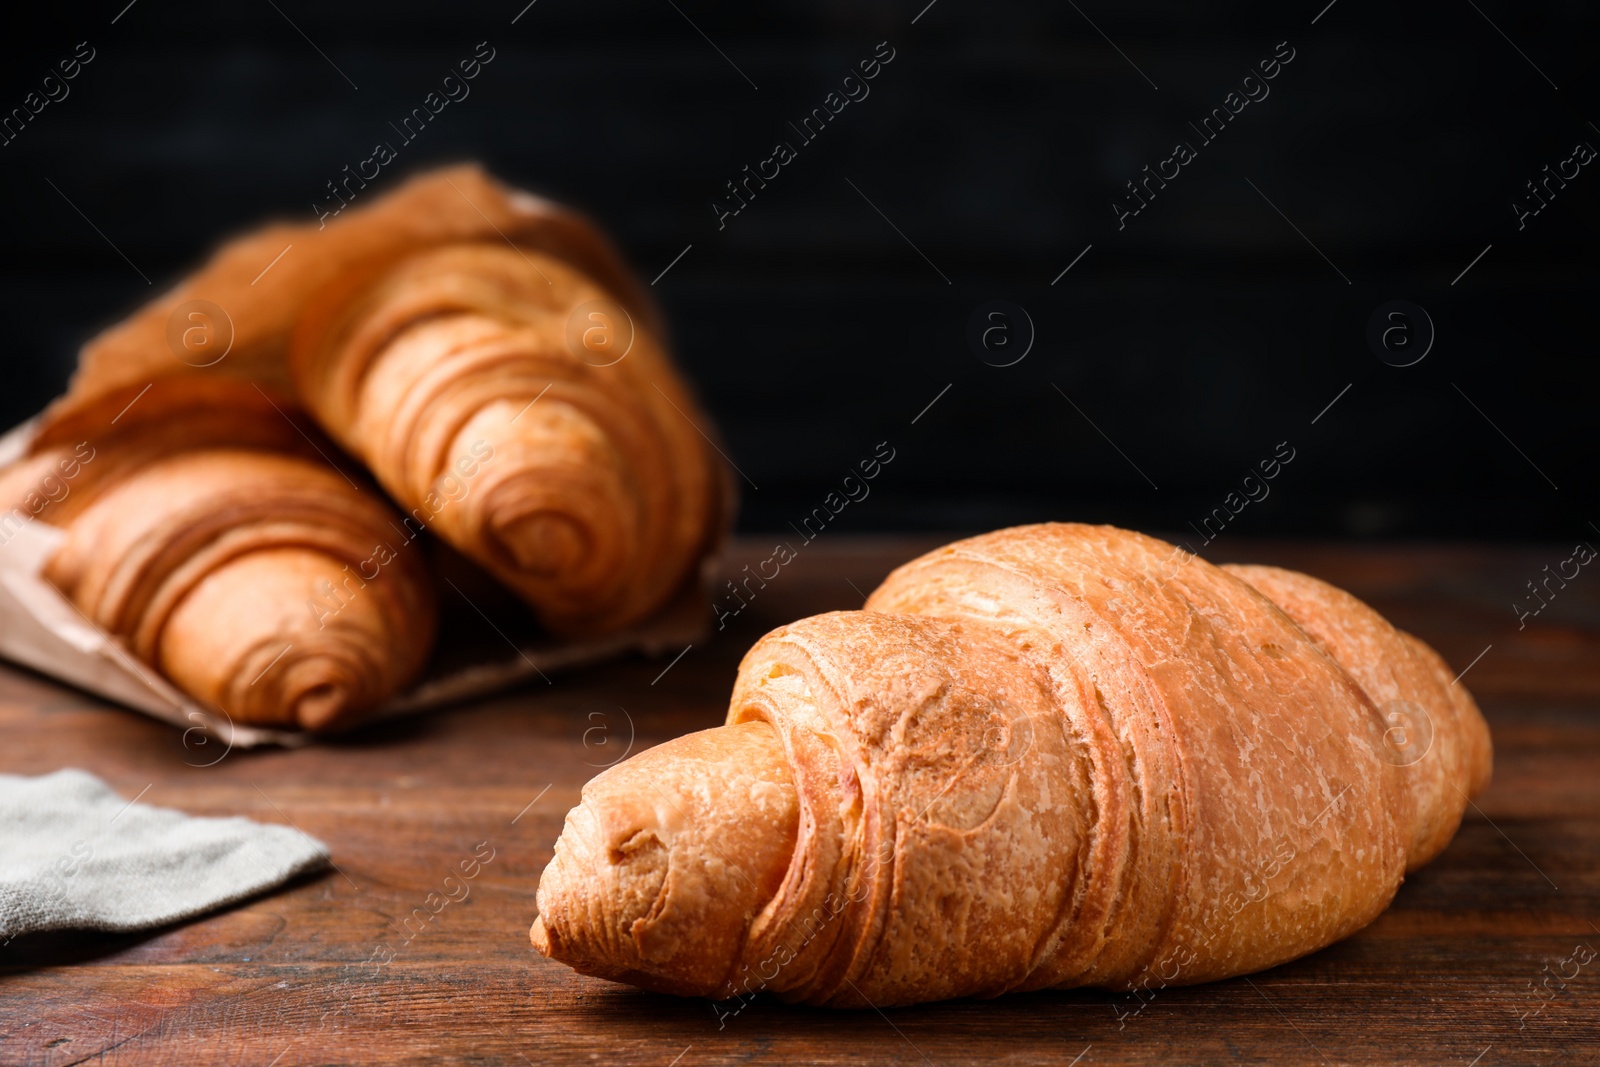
[2,536,1596,1067]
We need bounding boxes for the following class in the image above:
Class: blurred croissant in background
[70,164,727,641]
[0,379,435,731]
[0,165,727,728]
[289,239,719,637]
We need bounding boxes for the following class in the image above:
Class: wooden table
[3,536,1597,1066]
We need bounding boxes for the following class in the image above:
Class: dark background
[2,0,1594,543]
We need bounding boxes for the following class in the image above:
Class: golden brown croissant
[53,165,722,639]
[0,378,435,731]
[287,240,720,636]
[531,523,1492,1007]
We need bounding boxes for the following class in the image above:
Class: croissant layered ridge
[532,523,1492,1007]
[0,378,436,731]
[289,242,721,637]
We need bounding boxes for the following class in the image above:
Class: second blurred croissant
[287,193,722,637]
[0,378,435,730]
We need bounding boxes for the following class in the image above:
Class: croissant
[531,523,1493,1007]
[0,378,435,731]
[287,240,721,636]
[55,165,723,640]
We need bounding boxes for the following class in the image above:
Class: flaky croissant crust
[532,524,1492,1008]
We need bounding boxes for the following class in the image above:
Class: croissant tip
[530,916,552,956]
[291,684,350,732]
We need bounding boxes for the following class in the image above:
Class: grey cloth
[0,768,329,938]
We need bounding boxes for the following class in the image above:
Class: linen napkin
[0,768,329,938]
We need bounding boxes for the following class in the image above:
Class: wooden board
[1,536,1596,1066]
